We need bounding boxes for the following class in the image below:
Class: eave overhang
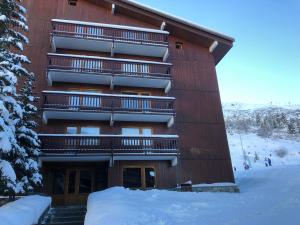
[87,0,234,64]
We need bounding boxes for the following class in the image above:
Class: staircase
[38,205,86,225]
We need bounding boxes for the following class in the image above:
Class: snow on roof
[52,19,169,34]
[124,0,234,42]
[47,53,172,66]
[42,90,175,100]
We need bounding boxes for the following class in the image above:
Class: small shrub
[275,148,288,158]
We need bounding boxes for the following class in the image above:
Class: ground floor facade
[42,161,177,205]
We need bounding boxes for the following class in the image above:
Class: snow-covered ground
[0,195,51,225]
[228,132,300,171]
[85,165,300,225]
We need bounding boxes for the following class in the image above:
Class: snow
[228,132,300,171]
[0,195,51,225]
[47,53,172,65]
[0,160,16,182]
[42,90,175,100]
[0,15,7,22]
[52,19,169,34]
[85,165,300,225]
[193,182,237,187]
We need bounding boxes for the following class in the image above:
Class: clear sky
[137,0,300,104]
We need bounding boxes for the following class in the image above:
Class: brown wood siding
[23,0,234,190]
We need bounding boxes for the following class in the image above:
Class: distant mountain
[222,102,300,140]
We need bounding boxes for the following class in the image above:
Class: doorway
[45,162,108,205]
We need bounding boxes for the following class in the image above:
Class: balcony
[39,134,178,166]
[51,19,169,59]
[47,54,172,92]
[42,91,175,127]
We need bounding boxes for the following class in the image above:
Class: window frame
[122,165,157,189]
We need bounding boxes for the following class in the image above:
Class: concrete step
[38,205,86,225]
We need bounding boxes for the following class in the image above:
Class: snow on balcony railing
[42,91,175,114]
[51,19,169,46]
[39,134,179,154]
[48,53,172,80]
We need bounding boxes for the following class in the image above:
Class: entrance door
[65,168,94,205]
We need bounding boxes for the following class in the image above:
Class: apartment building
[23,0,234,205]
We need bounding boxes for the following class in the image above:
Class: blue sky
[137,0,300,104]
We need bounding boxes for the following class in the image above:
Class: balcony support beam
[110,77,114,90]
[111,42,115,57]
[165,80,171,93]
[51,37,56,52]
[109,157,114,167]
[167,116,174,128]
[110,114,114,126]
[171,157,178,167]
[42,112,48,125]
[163,48,169,62]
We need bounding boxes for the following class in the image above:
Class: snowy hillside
[223,103,300,170]
[85,165,300,225]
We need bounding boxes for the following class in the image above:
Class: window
[68,89,101,109]
[80,127,100,146]
[71,59,102,72]
[122,128,152,147]
[68,170,76,194]
[122,63,138,76]
[68,0,77,6]
[122,92,139,109]
[52,170,65,195]
[123,167,156,189]
[123,168,142,188]
[175,42,183,49]
[66,127,77,134]
[79,170,92,193]
[145,168,156,188]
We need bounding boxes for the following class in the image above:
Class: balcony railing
[47,54,172,91]
[39,134,178,155]
[42,91,175,126]
[51,19,169,58]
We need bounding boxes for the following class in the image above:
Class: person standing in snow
[264,157,268,167]
[268,157,272,166]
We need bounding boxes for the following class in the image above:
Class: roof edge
[123,0,235,42]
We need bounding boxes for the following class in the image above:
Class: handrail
[52,20,169,46]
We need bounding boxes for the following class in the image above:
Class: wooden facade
[23,0,234,205]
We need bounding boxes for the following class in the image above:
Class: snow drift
[85,165,300,225]
[0,195,51,225]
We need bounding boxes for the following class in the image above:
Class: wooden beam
[111,3,116,14]
[160,21,166,30]
[209,41,219,53]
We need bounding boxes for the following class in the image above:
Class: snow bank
[85,165,300,225]
[0,195,51,225]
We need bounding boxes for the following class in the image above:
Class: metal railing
[39,135,178,155]
[43,91,175,114]
[48,54,171,80]
[52,20,169,47]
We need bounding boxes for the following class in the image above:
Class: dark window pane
[123,168,141,188]
[53,170,65,195]
[79,170,92,193]
[68,170,76,194]
[145,168,156,188]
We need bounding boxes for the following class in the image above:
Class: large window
[68,89,101,109]
[79,170,92,193]
[123,167,156,189]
